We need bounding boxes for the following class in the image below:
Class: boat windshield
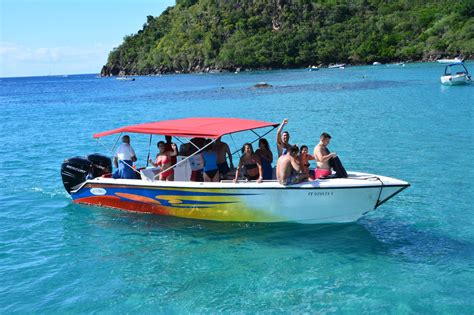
[445,63,468,75]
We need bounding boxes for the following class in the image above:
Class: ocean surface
[0,62,473,313]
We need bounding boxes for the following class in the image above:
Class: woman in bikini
[299,145,315,180]
[148,141,177,181]
[255,138,273,180]
[202,140,220,182]
[233,143,263,183]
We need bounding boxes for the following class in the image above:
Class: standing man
[113,135,138,179]
[215,137,234,179]
[164,135,177,166]
[276,118,292,157]
[276,145,302,185]
[313,132,337,179]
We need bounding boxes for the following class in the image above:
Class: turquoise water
[1,63,473,313]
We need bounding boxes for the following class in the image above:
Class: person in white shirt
[112,135,138,179]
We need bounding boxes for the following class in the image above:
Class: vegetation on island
[101,0,474,76]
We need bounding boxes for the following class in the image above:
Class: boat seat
[174,156,192,181]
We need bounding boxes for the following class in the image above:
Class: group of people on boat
[274,119,346,185]
[112,118,346,185]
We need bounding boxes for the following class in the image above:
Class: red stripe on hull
[74,196,170,215]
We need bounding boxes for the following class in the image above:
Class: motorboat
[61,118,409,224]
[437,57,463,64]
[116,76,135,81]
[328,63,345,69]
[306,66,319,71]
[440,62,471,85]
[372,62,382,66]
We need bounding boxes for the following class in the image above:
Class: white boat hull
[328,64,346,69]
[441,74,470,85]
[70,172,409,224]
[437,58,463,64]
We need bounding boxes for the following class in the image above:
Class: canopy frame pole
[146,134,153,167]
[250,129,262,138]
[153,137,218,180]
[229,133,241,160]
[111,133,123,152]
[230,126,277,156]
[188,140,200,151]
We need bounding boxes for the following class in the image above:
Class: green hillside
[101,0,474,76]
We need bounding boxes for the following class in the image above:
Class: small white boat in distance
[440,63,472,85]
[328,63,346,69]
[386,62,406,67]
[373,62,382,66]
[117,76,135,81]
[437,57,463,64]
[306,65,319,71]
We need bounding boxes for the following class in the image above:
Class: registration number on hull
[307,191,334,197]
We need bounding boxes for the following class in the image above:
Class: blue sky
[0,0,175,77]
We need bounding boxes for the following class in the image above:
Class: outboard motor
[61,157,91,194]
[87,153,112,178]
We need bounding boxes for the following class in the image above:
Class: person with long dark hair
[255,138,273,180]
[233,143,263,183]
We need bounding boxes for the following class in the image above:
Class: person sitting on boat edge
[314,132,336,178]
[233,143,263,183]
[215,137,234,179]
[112,135,137,179]
[276,145,305,185]
[149,141,177,181]
[299,145,315,180]
[276,118,292,157]
[202,140,220,182]
[255,138,273,180]
[313,132,348,179]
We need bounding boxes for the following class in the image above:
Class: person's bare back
[276,146,302,185]
[215,139,234,168]
[276,155,290,184]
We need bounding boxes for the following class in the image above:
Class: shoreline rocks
[99,55,473,77]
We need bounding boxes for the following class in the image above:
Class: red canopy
[93,117,279,139]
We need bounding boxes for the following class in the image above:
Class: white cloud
[0,42,112,77]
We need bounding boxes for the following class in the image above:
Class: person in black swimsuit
[256,138,273,180]
[233,143,263,183]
